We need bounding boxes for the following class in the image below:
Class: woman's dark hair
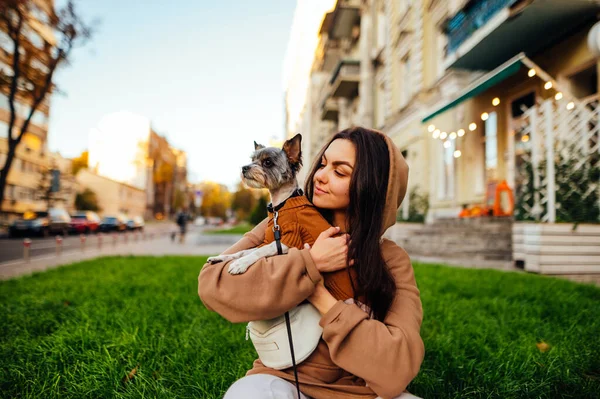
[304,127,396,321]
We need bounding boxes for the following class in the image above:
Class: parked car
[126,216,145,231]
[193,216,206,226]
[8,208,71,238]
[98,215,128,232]
[69,211,101,234]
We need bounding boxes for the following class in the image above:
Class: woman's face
[312,139,355,211]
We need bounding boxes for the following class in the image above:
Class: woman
[198,127,424,399]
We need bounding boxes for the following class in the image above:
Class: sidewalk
[0,230,242,281]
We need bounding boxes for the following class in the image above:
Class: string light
[566,102,575,110]
[428,124,435,132]
[521,135,530,143]
[544,81,553,90]
[528,68,536,77]
[454,150,462,158]
[555,92,563,100]
[492,97,500,106]
[443,141,451,148]
[457,129,465,137]
[469,123,477,131]
[481,112,489,121]
[432,129,440,139]
[440,131,447,140]
[449,132,457,140]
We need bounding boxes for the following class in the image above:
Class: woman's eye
[318,163,325,168]
[335,171,344,177]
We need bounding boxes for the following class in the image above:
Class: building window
[484,111,498,181]
[439,140,455,200]
[401,54,412,107]
[435,28,447,80]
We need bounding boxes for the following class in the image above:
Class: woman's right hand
[304,226,351,273]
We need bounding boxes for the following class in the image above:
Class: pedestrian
[198,127,424,399]
[176,208,188,244]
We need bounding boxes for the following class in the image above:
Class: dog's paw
[207,255,229,264]
[227,258,252,275]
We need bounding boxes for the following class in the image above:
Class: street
[0,223,176,263]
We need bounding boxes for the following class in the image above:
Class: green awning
[422,53,526,123]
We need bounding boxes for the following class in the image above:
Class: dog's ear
[254,141,265,151]
[282,134,302,173]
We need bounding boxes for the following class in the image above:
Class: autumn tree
[231,182,256,221]
[0,0,93,212]
[199,182,231,220]
[71,150,88,175]
[75,187,100,211]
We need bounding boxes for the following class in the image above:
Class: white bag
[246,303,323,370]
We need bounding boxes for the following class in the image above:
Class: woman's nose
[314,168,327,183]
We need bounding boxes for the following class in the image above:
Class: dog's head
[241,133,303,190]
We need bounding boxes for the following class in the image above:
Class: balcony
[445,0,600,70]
[319,0,360,40]
[329,59,360,98]
[321,97,339,122]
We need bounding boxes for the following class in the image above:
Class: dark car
[9,208,71,238]
[99,215,128,232]
[126,216,145,231]
[69,211,101,234]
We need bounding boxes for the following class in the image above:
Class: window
[438,140,455,200]
[376,11,387,51]
[435,28,447,80]
[484,111,498,181]
[401,54,412,107]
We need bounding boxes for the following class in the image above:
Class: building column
[338,98,350,130]
[359,4,374,127]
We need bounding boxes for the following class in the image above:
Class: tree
[75,188,100,211]
[249,194,268,226]
[231,182,256,221]
[71,150,88,175]
[36,165,54,211]
[0,0,93,212]
[199,182,231,220]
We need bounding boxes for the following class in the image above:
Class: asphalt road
[0,224,175,263]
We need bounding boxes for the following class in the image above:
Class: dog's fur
[207,134,306,274]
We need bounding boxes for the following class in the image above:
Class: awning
[422,53,525,123]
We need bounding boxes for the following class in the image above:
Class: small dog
[207,134,306,274]
[207,134,356,302]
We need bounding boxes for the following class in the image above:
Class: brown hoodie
[198,131,424,399]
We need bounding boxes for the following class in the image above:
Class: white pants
[224,374,422,399]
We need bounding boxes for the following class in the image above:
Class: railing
[446,0,519,55]
[514,94,600,223]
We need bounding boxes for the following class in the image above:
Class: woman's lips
[315,186,327,195]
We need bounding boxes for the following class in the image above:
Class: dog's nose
[242,165,250,173]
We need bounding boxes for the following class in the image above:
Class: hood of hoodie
[374,130,409,234]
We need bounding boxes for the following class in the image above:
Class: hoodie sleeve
[318,240,424,399]
[198,218,323,323]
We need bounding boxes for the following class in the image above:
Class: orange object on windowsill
[493,180,514,216]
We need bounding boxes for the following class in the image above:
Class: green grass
[1,257,599,398]
[204,223,253,235]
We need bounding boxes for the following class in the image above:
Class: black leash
[273,210,301,399]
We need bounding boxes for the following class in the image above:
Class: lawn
[1,257,599,398]
[204,223,253,235]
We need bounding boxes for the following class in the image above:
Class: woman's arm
[317,240,425,399]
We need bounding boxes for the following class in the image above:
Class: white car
[193,216,206,226]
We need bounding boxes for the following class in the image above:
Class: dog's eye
[263,159,273,167]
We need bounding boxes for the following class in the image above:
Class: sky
[48,0,297,189]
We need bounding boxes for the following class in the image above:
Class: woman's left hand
[306,280,338,316]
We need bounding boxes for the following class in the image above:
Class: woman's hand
[305,226,352,273]
[306,280,338,316]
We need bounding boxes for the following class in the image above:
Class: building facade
[76,169,146,217]
[288,0,600,223]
